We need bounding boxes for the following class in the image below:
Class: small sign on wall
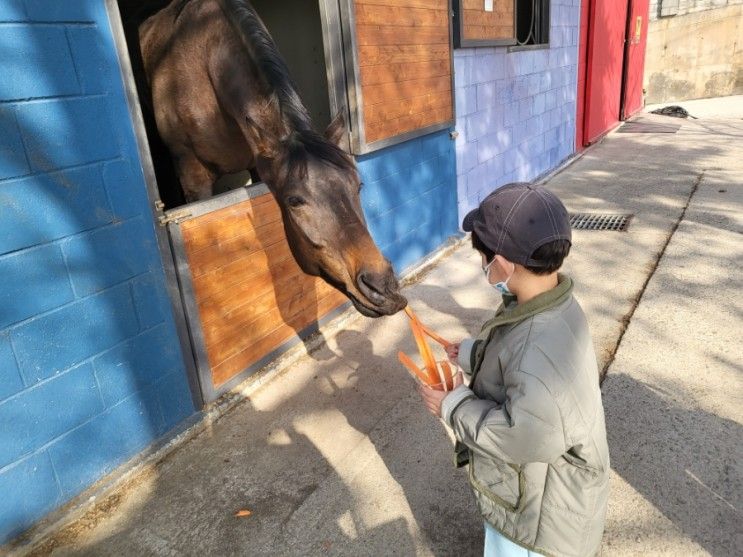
[634,16,643,43]
[484,0,493,12]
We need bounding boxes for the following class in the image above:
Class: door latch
[158,210,192,226]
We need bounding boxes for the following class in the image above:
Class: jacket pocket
[562,451,599,476]
[468,451,525,512]
[543,457,603,518]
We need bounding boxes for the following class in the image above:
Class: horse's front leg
[175,154,217,203]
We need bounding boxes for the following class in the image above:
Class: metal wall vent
[569,213,632,231]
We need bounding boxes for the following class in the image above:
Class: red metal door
[575,0,591,150]
[621,0,650,119]
[583,0,630,145]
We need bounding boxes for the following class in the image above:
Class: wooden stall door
[353,0,454,148]
[170,191,347,399]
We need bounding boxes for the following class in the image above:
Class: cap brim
[462,208,480,232]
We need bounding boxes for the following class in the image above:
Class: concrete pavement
[13,96,743,556]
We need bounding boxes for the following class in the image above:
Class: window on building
[516,0,550,47]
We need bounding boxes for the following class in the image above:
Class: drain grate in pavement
[569,213,632,231]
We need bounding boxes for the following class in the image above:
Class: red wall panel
[622,0,650,119]
[576,0,591,150]
[584,0,629,144]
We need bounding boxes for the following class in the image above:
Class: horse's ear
[325,112,347,147]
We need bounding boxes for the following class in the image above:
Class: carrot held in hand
[419,322,452,349]
[400,305,461,392]
[440,360,454,391]
[398,351,432,385]
[404,306,452,348]
[404,308,439,385]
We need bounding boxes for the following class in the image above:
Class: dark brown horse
[139,0,406,317]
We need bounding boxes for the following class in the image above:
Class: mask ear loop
[484,258,514,284]
[483,258,495,282]
[502,261,516,287]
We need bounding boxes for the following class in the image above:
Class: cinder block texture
[0,1,193,544]
[0,26,79,101]
[0,334,24,402]
[0,108,31,179]
[0,1,27,21]
[0,244,75,329]
[0,363,103,470]
[453,0,580,224]
[0,453,60,543]
[358,130,459,274]
[0,167,114,255]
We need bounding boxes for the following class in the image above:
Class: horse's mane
[174,0,192,20]
[216,0,354,174]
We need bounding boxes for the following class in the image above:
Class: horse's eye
[286,195,305,208]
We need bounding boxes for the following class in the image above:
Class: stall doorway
[116,0,338,209]
[112,0,350,404]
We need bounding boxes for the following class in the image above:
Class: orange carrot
[398,351,431,385]
[434,361,449,392]
[404,306,452,348]
[440,361,454,391]
[402,306,460,391]
[419,323,452,349]
[407,313,439,384]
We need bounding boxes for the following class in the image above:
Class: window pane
[516,0,534,44]
[538,0,550,44]
[516,0,549,46]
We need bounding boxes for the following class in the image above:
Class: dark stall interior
[116,0,334,209]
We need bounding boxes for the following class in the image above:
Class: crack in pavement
[600,171,706,384]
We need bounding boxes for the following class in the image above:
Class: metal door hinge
[154,200,165,211]
[158,210,192,226]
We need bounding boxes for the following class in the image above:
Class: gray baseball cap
[462,182,572,268]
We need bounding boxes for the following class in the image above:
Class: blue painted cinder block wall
[0,0,194,544]
[0,0,459,544]
[357,130,460,273]
[454,0,580,223]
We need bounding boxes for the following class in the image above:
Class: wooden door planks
[180,193,346,388]
[354,0,453,144]
[460,0,515,42]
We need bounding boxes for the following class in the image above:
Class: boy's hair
[471,230,495,263]
[471,231,570,275]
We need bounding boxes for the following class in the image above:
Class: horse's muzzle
[355,269,407,317]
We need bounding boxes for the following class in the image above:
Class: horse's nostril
[357,271,388,304]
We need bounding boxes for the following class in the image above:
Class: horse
[138,0,407,318]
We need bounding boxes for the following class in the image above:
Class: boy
[418,183,609,557]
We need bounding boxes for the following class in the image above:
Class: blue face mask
[483,259,514,296]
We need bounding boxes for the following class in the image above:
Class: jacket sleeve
[444,369,566,465]
[456,337,478,378]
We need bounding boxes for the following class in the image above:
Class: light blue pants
[484,522,543,557]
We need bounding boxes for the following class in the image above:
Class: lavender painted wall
[453,0,581,224]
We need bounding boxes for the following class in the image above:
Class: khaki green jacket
[441,276,609,557]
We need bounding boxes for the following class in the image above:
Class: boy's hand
[445,342,461,364]
[417,372,464,418]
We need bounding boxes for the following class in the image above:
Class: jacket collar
[482,274,574,331]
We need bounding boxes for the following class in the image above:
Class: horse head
[248,113,407,318]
